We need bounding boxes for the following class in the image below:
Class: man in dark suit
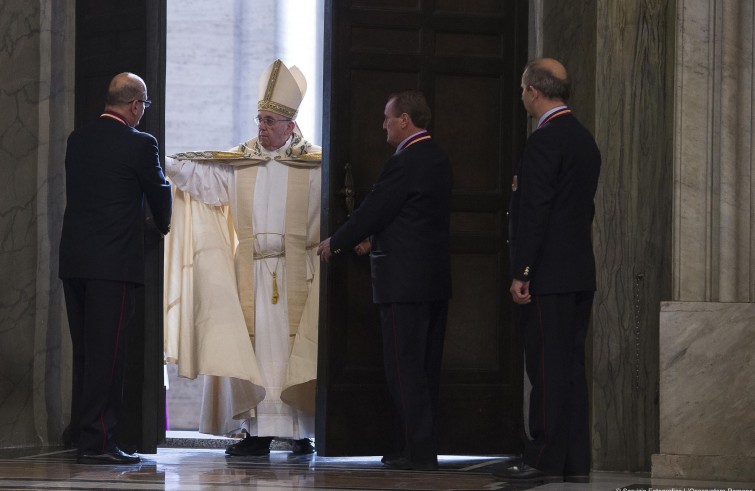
[59,72,172,465]
[494,58,601,483]
[318,90,452,471]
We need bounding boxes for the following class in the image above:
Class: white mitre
[257,59,307,119]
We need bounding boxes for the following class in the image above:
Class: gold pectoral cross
[271,271,279,304]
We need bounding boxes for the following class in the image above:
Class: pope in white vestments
[163,60,321,455]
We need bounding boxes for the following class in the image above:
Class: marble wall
[0,0,74,447]
[653,0,755,481]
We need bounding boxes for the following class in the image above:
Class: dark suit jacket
[509,112,601,295]
[59,116,172,285]
[330,139,452,303]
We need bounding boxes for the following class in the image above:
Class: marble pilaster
[653,0,755,481]
[672,0,754,303]
[0,0,73,447]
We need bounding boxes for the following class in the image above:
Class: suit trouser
[379,300,448,465]
[63,278,135,454]
[520,291,593,475]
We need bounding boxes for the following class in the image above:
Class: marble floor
[0,438,752,491]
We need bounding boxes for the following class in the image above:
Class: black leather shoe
[77,448,140,465]
[380,453,402,464]
[225,434,272,456]
[381,455,411,469]
[492,462,562,482]
[291,438,315,455]
[381,456,438,471]
[61,425,78,450]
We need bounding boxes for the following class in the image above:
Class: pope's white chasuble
[164,134,320,438]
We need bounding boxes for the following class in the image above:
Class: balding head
[104,72,149,128]
[106,72,147,106]
[536,58,567,80]
[522,57,570,103]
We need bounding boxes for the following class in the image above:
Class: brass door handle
[335,162,355,216]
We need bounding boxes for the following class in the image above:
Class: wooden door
[74,0,166,454]
[317,0,529,456]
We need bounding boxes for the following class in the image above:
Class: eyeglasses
[131,99,152,108]
[255,115,291,126]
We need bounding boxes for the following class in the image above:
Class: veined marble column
[0,0,73,446]
[652,0,755,481]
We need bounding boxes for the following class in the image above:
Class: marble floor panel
[0,446,752,491]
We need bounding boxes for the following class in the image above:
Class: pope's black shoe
[225,434,273,456]
[291,438,315,455]
[492,462,562,483]
[77,447,140,465]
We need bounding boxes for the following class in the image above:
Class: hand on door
[317,237,333,262]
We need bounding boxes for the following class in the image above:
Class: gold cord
[254,233,284,304]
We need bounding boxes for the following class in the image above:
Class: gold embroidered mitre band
[258,59,307,119]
